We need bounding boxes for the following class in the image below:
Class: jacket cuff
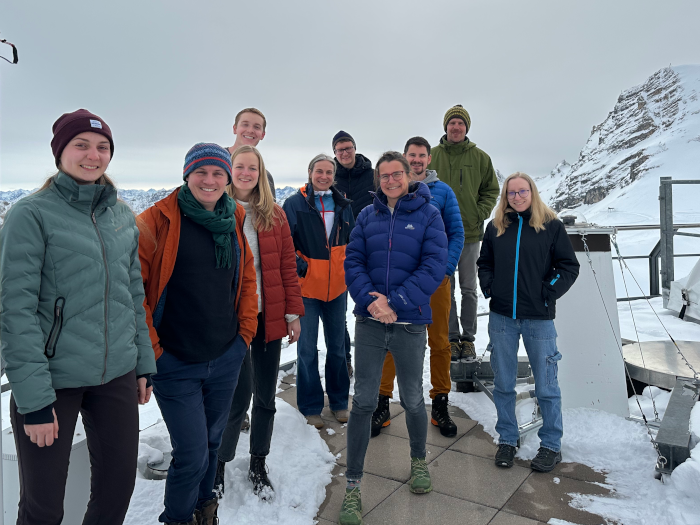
[285,314,300,322]
[137,373,153,388]
[24,403,55,425]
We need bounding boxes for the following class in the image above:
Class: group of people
[0,103,579,525]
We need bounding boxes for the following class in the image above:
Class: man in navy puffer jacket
[375,137,464,439]
[339,152,446,523]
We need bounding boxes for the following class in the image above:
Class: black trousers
[218,313,282,462]
[10,370,139,525]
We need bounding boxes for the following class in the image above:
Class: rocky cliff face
[549,66,700,214]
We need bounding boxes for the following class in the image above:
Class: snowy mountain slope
[547,65,700,226]
[0,186,299,226]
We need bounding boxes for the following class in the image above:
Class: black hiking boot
[430,393,457,437]
[530,447,562,472]
[194,496,219,525]
[213,458,225,499]
[249,455,275,501]
[494,444,517,468]
[371,394,391,437]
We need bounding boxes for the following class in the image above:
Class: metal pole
[659,177,674,307]
[649,239,661,297]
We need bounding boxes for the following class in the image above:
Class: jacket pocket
[44,297,65,359]
[546,351,562,385]
[403,323,427,335]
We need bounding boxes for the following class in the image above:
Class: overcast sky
[1,0,699,190]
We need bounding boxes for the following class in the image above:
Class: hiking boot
[347,361,354,378]
[339,487,363,525]
[431,394,457,437]
[241,413,250,433]
[165,519,196,525]
[305,414,324,429]
[530,447,562,472]
[495,444,517,468]
[249,455,274,501]
[194,496,219,525]
[371,394,391,437]
[450,341,462,361]
[409,457,432,494]
[213,458,226,499]
[460,340,477,360]
[333,409,349,423]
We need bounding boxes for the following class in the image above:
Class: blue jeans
[346,317,428,481]
[488,311,563,452]
[298,294,350,416]
[152,336,247,523]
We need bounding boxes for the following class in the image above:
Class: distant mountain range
[0,186,300,227]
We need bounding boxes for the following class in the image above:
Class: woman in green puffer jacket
[0,109,156,524]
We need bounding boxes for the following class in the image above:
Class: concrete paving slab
[336,433,445,482]
[381,409,477,448]
[503,471,609,525]
[364,484,497,525]
[550,461,607,484]
[449,425,530,468]
[277,381,292,391]
[317,465,402,523]
[275,386,298,410]
[315,519,337,525]
[317,417,349,455]
[488,511,545,525]
[428,449,530,508]
[280,373,296,385]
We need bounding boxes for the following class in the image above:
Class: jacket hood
[506,208,532,221]
[438,135,476,154]
[372,180,431,212]
[335,153,372,178]
[421,169,439,185]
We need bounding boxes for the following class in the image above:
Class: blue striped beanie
[183,143,232,184]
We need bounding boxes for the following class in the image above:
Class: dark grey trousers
[449,241,481,343]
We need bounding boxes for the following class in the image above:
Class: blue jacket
[345,181,447,324]
[421,170,464,277]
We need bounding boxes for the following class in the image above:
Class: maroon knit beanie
[50,109,114,167]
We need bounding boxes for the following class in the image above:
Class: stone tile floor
[277,373,610,525]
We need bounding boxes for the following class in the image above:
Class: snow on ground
[124,398,335,525]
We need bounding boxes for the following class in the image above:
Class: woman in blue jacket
[339,151,447,525]
[478,172,579,473]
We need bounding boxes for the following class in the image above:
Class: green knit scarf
[177,184,237,269]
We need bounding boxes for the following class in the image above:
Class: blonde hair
[493,172,557,236]
[227,145,283,231]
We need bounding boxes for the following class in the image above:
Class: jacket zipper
[385,201,401,303]
[550,273,560,286]
[460,168,463,188]
[512,214,523,319]
[310,194,334,302]
[44,297,66,358]
[92,211,110,384]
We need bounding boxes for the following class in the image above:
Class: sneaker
[305,414,325,429]
[430,394,457,437]
[460,340,477,360]
[249,455,274,501]
[333,409,349,423]
[530,447,562,472]
[193,496,219,525]
[347,361,354,378]
[241,413,250,433]
[339,487,363,525]
[409,457,432,494]
[371,394,391,437]
[450,341,462,361]
[494,444,517,468]
[213,458,226,499]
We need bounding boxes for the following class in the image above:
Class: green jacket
[428,136,499,243]
[0,172,156,415]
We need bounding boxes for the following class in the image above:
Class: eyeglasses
[379,171,405,183]
[335,146,354,155]
[507,189,530,199]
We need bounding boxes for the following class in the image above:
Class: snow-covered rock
[547,65,700,225]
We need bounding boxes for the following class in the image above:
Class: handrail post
[659,177,674,307]
[649,239,661,297]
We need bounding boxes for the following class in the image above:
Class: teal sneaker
[409,457,433,494]
[339,487,363,525]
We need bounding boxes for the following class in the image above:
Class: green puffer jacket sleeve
[129,225,156,377]
[0,200,56,414]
